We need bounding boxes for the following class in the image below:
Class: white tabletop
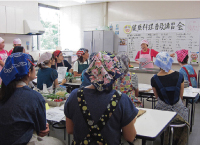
[139,83,199,99]
[135,108,176,140]
[33,78,37,84]
[65,82,81,86]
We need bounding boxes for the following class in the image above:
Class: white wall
[0,1,40,60]
[108,1,200,74]
[60,2,107,51]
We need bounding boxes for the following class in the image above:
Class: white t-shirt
[73,60,89,72]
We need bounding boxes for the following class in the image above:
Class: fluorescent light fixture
[74,0,86,3]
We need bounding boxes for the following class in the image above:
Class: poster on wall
[118,38,127,52]
[189,51,199,64]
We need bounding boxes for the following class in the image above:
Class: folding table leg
[68,134,70,145]
[142,139,146,145]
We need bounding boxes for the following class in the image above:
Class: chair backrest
[198,70,200,88]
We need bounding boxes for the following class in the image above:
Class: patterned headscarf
[154,52,173,72]
[76,48,88,57]
[116,53,129,79]
[176,49,188,62]
[85,51,123,91]
[0,53,35,86]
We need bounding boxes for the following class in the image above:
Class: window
[38,4,60,50]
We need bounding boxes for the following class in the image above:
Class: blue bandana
[0,53,33,86]
[154,52,173,72]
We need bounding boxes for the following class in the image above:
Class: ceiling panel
[38,0,107,8]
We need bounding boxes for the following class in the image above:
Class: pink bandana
[176,49,188,62]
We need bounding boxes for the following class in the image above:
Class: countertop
[129,68,160,74]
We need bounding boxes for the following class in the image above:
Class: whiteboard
[109,18,200,63]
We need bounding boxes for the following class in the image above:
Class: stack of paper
[46,106,65,122]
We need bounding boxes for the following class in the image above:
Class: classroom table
[138,83,199,132]
[135,108,177,145]
[46,106,176,145]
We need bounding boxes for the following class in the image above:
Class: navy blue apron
[153,73,183,105]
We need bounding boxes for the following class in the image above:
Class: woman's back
[64,88,138,145]
[151,71,184,105]
[37,68,58,90]
[179,64,197,88]
[0,86,46,145]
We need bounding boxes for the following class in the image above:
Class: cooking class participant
[8,38,22,56]
[11,46,34,88]
[0,53,64,145]
[176,49,199,102]
[176,49,197,88]
[135,39,175,68]
[51,50,72,72]
[151,52,188,145]
[64,51,138,145]
[37,52,66,90]
[0,37,8,85]
[80,52,97,88]
[113,53,142,107]
[73,48,89,77]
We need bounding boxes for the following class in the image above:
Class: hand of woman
[135,60,140,64]
[39,123,50,137]
[0,60,4,67]
[61,79,67,85]
[170,53,175,58]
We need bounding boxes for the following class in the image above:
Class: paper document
[192,88,200,94]
[46,107,65,122]
[184,87,193,96]
[57,67,68,82]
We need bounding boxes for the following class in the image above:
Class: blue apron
[153,73,183,105]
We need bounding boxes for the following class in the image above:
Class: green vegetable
[43,94,59,99]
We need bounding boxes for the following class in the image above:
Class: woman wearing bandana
[113,53,142,107]
[51,50,72,72]
[37,52,67,90]
[0,53,63,145]
[73,48,89,77]
[151,52,188,145]
[176,49,198,88]
[176,49,199,102]
[65,51,138,145]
